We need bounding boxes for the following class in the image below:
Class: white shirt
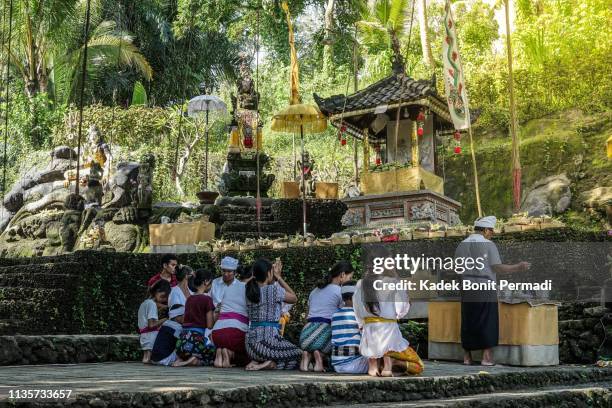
[307,284,343,320]
[212,280,248,332]
[168,286,193,319]
[455,233,502,280]
[138,299,158,330]
[211,276,240,307]
[353,278,411,358]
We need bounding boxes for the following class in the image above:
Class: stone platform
[1,362,611,407]
[342,190,462,227]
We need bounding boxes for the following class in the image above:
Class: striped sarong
[299,321,332,353]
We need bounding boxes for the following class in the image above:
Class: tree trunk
[38,52,49,95]
[390,31,404,73]
[322,0,335,76]
[418,0,435,69]
[24,13,39,99]
[174,127,204,198]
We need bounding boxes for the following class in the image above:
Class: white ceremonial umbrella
[187,94,227,190]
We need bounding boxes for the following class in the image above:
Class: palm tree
[52,20,152,104]
[417,0,434,69]
[358,0,409,73]
[1,0,151,103]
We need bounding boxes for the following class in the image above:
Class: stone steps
[1,364,611,406]
[0,319,25,334]
[221,232,288,241]
[221,220,288,233]
[0,335,139,365]
[340,384,612,407]
[0,287,66,301]
[220,204,272,215]
[0,298,71,332]
[205,366,612,407]
[220,212,274,223]
[0,262,81,275]
[0,261,80,335]
[0,272,73,288]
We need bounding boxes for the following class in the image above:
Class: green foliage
[443,111,612,223]
[130,81,148,106]
[0,0,152,106]
[0,0,610,217]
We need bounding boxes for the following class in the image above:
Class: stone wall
[558,302,608,364]
[0,335,139,366]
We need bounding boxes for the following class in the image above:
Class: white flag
[442,0,470,130]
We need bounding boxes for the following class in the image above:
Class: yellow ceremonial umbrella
[271,104,328,237]
[271,2,328,236]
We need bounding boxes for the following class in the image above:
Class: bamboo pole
[411,121,419,167]
[467,126,482,217]
[353,25,359,185]
[505,0,521,212]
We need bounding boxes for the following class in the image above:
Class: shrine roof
[314,73,447,118]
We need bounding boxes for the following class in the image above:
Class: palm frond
[373,0,391,26]
[388,0,409,32]
[86,34,153,80]
[131,81,148,106]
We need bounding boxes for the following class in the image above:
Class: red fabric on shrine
[513,167,521,211]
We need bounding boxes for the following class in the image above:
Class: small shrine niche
[384,109,435,172]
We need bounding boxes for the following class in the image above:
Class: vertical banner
[281,2,301,105]
[442,0,470,130]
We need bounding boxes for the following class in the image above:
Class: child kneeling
[331,282,369,374]
[137,280,170,363]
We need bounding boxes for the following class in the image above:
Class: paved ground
[0,361,597,399]
[344,383,612,407]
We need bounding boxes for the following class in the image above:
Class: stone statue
[0,141,155,256]
[83,161,104,209]
[84,125,112,177]
[63,124,112,189]
[297,151,316,198]
[136,153,155,210]
[410,202,435,222]
[60,194,84,252]
[341,209,364,227]
[235,52,259,111]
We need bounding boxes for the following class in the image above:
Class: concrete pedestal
[342,190,461,227]
[428,300,559,366]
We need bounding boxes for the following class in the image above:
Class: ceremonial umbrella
[271,103,327,236]
[187,94,227,191]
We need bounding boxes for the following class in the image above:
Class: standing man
[148,254,179,288]
[456,216,530,366]
[211,256,240,307]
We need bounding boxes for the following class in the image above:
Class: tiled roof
[314,73,441,115]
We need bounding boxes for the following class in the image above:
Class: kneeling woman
[211,265,252,367]
[173,269,216,367]
[353,250,424,377]
[299,261,354,372]
[245,258,301,370]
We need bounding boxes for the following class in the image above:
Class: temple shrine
[315,68,462,228]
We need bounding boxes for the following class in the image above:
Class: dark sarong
[461,295,499,351]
